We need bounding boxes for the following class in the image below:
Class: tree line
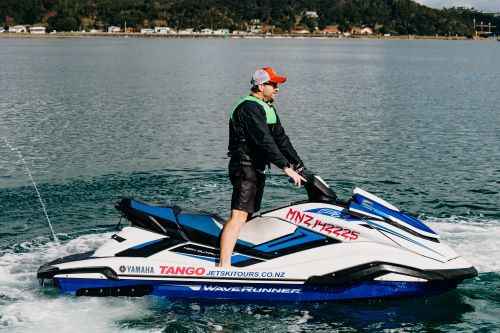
[1,0,499,36]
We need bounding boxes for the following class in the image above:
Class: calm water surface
[0,38,499,332]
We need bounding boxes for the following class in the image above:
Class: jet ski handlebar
[298,169,339,203]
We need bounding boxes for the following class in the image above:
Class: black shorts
[229,162,266,213]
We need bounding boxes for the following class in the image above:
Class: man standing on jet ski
[220,67,305,267]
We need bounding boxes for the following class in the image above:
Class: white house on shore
[154,26,171,34]
[305,11,319,18]
[108,26,121,33]
[30,26,46,34]
[178,28,194,35]
[361,27,373,35]
[9,25,27,33]
[140,28,154,34]
[250,19,262,34]
[200,28,213,35]
[232,30,247,35]
[214,29,229,35]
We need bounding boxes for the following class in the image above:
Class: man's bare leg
[219,209,248,267]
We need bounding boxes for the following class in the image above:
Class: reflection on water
[116,291,474,332]
[0,38,499,332]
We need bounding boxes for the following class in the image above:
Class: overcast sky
[414,0,500,12]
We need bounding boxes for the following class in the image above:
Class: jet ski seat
[176,211,225,247]
[116,198,229,248]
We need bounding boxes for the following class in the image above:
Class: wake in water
[0,136,60,250]
[426,217,500,273]
[0,233,155,332]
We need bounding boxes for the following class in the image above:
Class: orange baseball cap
[251,67,287,85]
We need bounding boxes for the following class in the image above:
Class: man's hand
[293,163,306,173]
[284,167,306,186]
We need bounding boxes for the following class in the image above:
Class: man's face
[260,81,279,102]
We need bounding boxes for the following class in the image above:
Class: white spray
[1,136,61,249]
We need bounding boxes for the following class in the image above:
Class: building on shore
[352,26,373,35]
[178,28,195,34]
[321,26,340,35]
[200,28,213,35]
[108,26,121,33]
[291,28,309,34]
[360,27,373,35]
[141,28,154,34]
[232,30,248,35]
[304,11,319,18]
[250,19,262,34]
[351,27,363,34]
[8,25,27,33]
[214,29,229,35]
[154,26,171,34]
[29,26,46,34]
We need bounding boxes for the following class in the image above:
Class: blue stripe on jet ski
[131,238,164,249]
[305,208,359,221]
[370,206,436,236]
[158,285,197,291]
[253,228,325,252]
[178,253,217,262]
[230,254,255,264]
[367,221,444,257]
[131,199,177,222]
[54,277,458,301]
[354,194,436,235]
[177,214,219,234]
[176,213,254,247]
[349,202,383,219]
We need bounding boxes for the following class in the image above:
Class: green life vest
[230,95,277,125]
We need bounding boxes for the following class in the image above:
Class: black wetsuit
[228,98,302,213]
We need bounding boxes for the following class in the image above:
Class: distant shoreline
[1,32,493,41]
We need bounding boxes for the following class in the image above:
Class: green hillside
[1,0,498,36]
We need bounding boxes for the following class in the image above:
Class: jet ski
[37,170,477,301]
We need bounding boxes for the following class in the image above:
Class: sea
[0,37,498,332]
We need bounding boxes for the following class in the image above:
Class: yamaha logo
[119,265,126,273]
[362,200,373,207]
